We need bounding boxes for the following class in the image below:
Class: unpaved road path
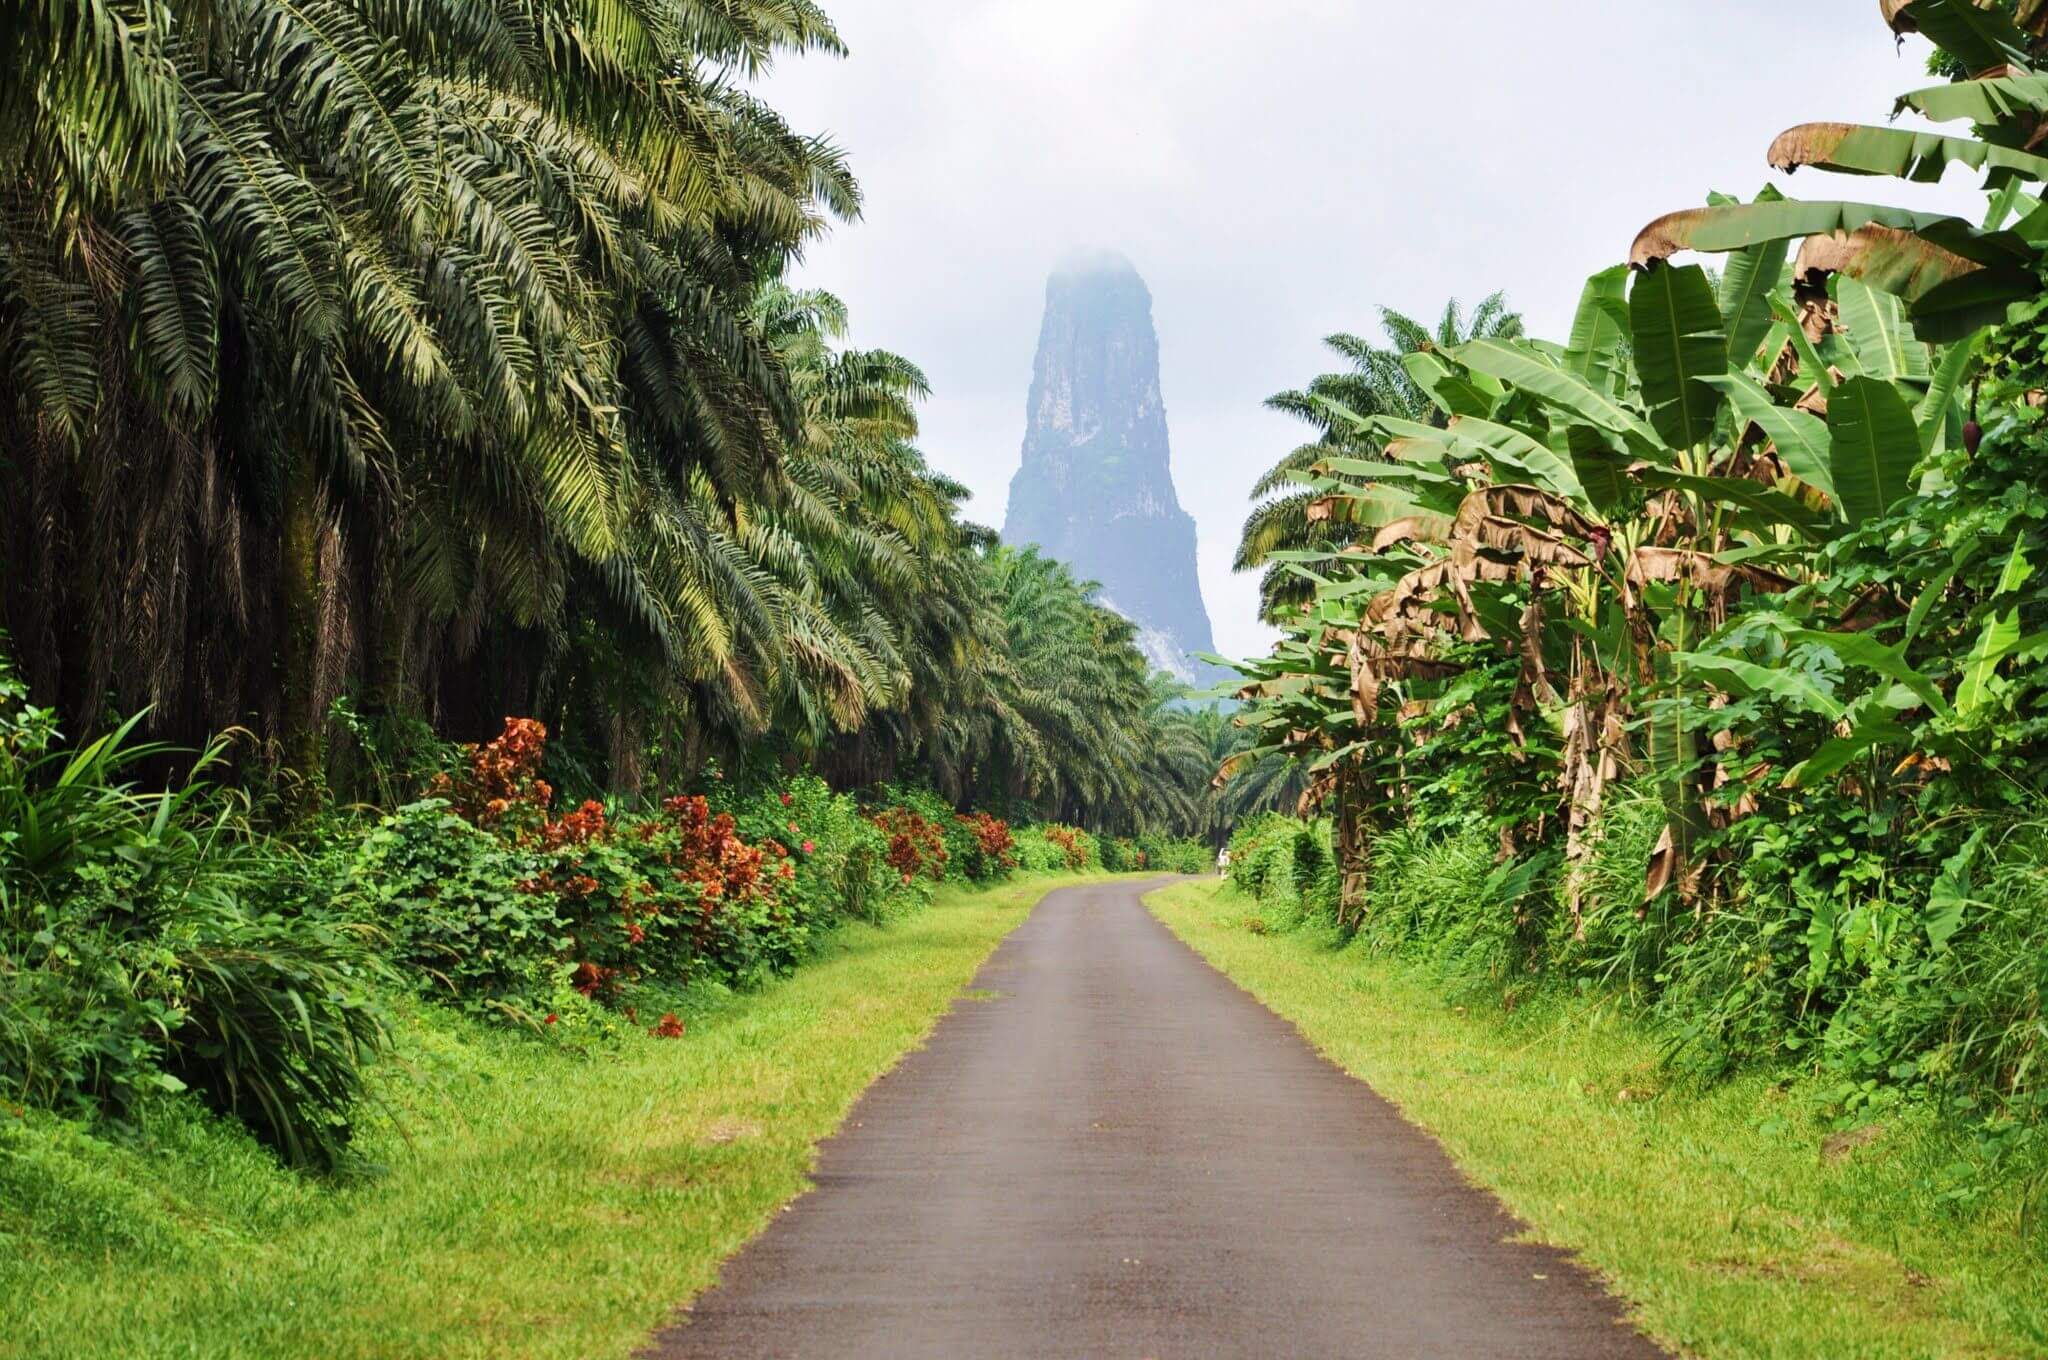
[648,877,1664,1359]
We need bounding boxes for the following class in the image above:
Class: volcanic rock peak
[1002,253,1219,684]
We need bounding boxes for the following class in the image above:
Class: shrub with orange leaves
[542,799,608,849]
[955,811,1016,878]
[1042,824,1094,871]
[421,718,810,1005]
[871,806,948,882]
[654,794,772,907]
[428,717,553,834]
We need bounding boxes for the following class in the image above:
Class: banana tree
[1633,0,2048,342]
[1233,224,1962,924]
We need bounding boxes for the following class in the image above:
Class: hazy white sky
[761,1,1981,659]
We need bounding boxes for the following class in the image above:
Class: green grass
[0,874,1110,1360]
[1146,878,2048,1360]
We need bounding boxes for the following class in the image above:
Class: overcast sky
[760,1,1981,660]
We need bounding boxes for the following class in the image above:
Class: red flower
[801,839,815,854]
[651,1012,686,1039]
[780,861,795,878]
[780,792,793,806]
[544,1013,558,1025]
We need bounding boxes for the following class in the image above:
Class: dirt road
[647,877,1664,1358]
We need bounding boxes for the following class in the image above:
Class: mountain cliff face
[1002,254,1220,684]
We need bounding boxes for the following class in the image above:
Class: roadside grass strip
[1146,878,2048,1360]
[0,876,1119,1360]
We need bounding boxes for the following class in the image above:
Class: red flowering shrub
[956,812,1016,878]
[871,807,948,882]
[1099,837,1144,872]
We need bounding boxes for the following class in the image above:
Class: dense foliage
[0,671,1212,1166]
[0,0,1218,838]
[1224,1,2048,1182]
[0,647,387,1169]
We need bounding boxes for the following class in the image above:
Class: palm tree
[1164,701,1305,844]
[928,546,1207,833]
[1236,295,1523,621]
[0,0,858,788]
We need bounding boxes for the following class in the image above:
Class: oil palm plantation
[857,545,1213,835]
[0,0,855,780]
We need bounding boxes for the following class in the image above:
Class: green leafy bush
[1230,789,2048,1181]
[1363,826,1550,992]
[1097,835,1213,873]
[0,651,386,1169]
[345,802,568,1019]
[153,905,389,1170]
[726,774,895,923]
[1228,814,1330,909]
[1013,823,1096,872]
[1009,827,1059,875]
[1138,835,1210,874]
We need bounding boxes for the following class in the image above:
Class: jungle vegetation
[1223,0,2048,1183]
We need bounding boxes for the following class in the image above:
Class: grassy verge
[0,874,1110,1360]
[1147,878,2048,1360]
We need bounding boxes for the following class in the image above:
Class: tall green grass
[1237,790,2048,1192]
[0,658,387,1168]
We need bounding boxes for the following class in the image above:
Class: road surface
[647,877,1664,1359]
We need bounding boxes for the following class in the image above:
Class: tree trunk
[278,445,326,807]
[610,703,645,803]
[1335,758,1371,928]
[369,553,410,720]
